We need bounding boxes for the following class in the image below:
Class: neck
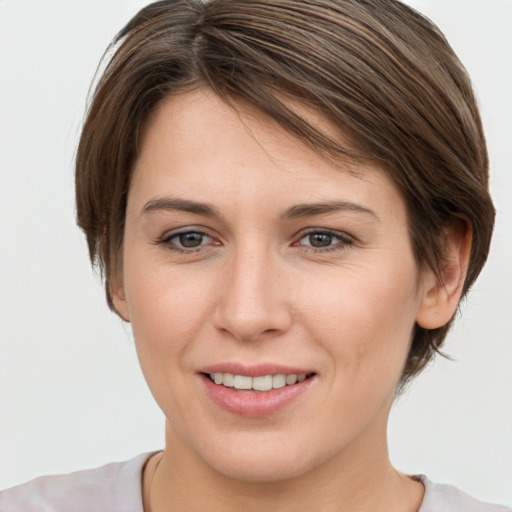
[144,418,424,512]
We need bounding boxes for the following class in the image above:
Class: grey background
[0,0,510,505]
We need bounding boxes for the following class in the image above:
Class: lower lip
[200,374,315,418]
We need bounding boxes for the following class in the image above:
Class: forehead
[130,87,405,223]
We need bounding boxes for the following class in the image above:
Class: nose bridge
[213,240,291,341]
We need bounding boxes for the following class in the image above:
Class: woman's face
[115,88,434,482]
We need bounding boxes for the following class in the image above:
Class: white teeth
[233,375,252,390]
[272,374,286,389]
[253,375,273,391]
[285,374,298,385]
[208,372,311,391]
[223,373,235,387]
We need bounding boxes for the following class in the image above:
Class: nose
[213,245,293,342]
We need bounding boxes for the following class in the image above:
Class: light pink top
[1,453,510,512]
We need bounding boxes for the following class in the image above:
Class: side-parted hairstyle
[76,0,494,388]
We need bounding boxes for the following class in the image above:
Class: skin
[112,88,468,511]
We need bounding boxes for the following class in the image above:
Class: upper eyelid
[161,227,350,238]
[157,230,217,254]
[294,228,355,251]
[160,227,213,240]
[299,227,348,235]
[296,227,353,241]
[157,226,354,247]
[155,229,214,251]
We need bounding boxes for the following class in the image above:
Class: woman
[1,1,510,510]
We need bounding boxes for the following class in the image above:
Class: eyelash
[295,229,353,253]
[157,228,353,254]
[157,229,215,254]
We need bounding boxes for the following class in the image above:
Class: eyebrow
[141,196,378,221]
[141,197,222,219]
[281,201,379,220]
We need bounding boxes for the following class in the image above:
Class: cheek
[123,269,219,434]
[299,259,419,391]
[123,258,215,385]
[126,251,206,332]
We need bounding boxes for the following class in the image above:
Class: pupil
[309,233,332,247]
[179,232,203,247]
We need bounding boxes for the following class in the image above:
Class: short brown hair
[76,0,495,387]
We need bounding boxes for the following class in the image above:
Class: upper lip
[199,363,316,378]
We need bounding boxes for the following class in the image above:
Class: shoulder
[417,475,512,512]
[0,452,155,512]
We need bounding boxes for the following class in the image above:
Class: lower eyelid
[157,229,211,247]
[156,229,352,252]
[298,230,352,244]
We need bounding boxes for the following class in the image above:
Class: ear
[110,269,131,323]
[416,219,472,330]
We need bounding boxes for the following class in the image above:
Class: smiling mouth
[205,372,316,392]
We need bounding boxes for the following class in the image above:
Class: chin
[209,453,314,483]
[195,431,330,484]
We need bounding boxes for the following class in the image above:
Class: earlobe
[416,219,472,330]
[110,275,131,323]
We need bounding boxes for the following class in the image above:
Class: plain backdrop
[0,0,511,505]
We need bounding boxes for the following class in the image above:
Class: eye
[159,229,215,252]
[297,230,352,251]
